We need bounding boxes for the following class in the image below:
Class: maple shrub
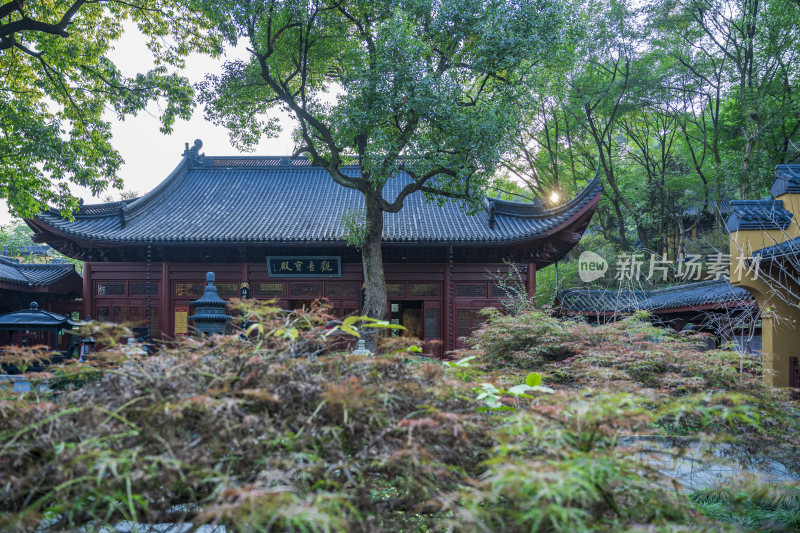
[1,301,798,531]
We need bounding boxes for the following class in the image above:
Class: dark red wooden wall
[84,261,535,356]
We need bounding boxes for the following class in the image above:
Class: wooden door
[423,301,442,358]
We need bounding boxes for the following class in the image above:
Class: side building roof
[681,200,734,219]
[556,279,755,316]
[728,164,800,259]
[0,256,81,293]
[725,199,793,232]
[769,164,800,197]
[753,234,800,260]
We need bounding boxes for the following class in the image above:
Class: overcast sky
[0,27,297,226]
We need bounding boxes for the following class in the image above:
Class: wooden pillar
[444,246,453,353]
[160,261,169,336]
[82,262,92,319]
[527,262,536,304]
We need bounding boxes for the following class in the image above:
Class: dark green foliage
[1,303,797,531]
[0,0,217,218]
[691,483,800,532]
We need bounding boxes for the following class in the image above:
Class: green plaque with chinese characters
[267,256,342,278]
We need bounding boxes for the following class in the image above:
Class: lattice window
[425,307,440,339]
[386,283,405,297]
[255,283,285,298]
[326,283,359,298]
[96,282,125,296]
[96,306,110,322]
[409,283,439,297]
[491,283,518,298]
[291,283,322,297]
[129,307,144,327]
[456,283,487,298]
[174,282,204,297]
[456,308,472,338]
[112,306,124,324]
[216,283,239,299]
[130,282,159,295]
[341,306,359,317]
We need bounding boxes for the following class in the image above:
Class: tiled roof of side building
[753,234,800,260]
[769,164,800,197]
[0,244,52,256]
[0,256,79,287]
[555,288,648,313]
[725,199,793,231]
[32,155,602,245]
[681,200,734,218]
[557,279,755,314]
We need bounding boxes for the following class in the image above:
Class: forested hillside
[495,0,799,258]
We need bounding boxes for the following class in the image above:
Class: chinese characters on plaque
[267,256,342,278]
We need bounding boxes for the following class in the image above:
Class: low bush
[0,303,797,531]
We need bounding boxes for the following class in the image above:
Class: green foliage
[1,303,798,531]
[0,221,82,271]
[691,481,800,531]
[504,0,800,257]
[0,0,219,218]
[0,221,35,258]
[341,208,367,249]
[463,308,585,368]
[490,262,536,314]
[535,260,579,307]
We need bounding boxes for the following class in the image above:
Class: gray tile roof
[681,200,733,218]
[556,279,754,314]
[725,199,793,231]
[754,235,800,260]
[0,256,78,287]
[33,156,601,245]
[769,164,800,196]
[0,244,52,256]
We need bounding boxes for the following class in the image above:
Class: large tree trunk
[361,191,387,350]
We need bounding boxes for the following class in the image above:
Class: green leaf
[361,321,405,330]
[339,325,360,338]
[525,372,543,387]
[450,355,478,367]
[342,316,361,328]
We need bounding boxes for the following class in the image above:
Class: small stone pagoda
[188,272,232,339]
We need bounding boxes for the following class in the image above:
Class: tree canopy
[498,0,800,263]
[196,0,569,331]
[0,0,217,218]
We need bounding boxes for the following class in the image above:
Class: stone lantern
[188,272,232,339]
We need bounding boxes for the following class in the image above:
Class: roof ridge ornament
[182,139,210,167]
[487,200,496,229]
